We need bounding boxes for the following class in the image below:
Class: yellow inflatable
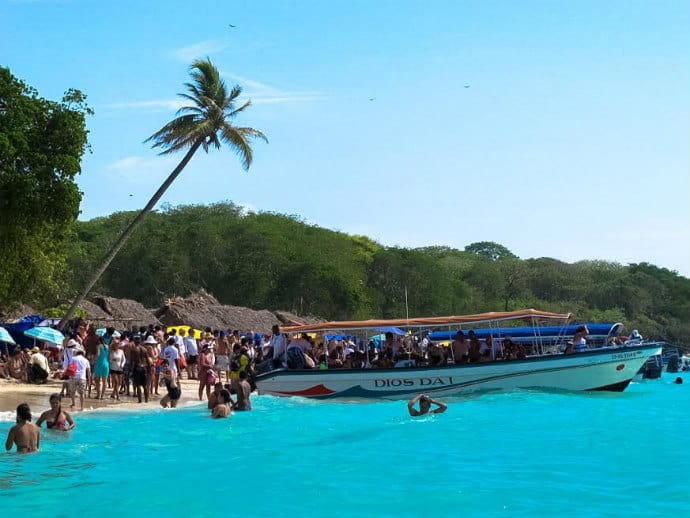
[166,325,202,339]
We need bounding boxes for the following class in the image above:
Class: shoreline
[0,377,208,414]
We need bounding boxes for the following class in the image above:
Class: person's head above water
[16,403,31,422]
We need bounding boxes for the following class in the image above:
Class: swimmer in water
[36,393,75,431]
[407,393,447,417]
[5,403,40,453]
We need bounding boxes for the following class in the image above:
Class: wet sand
[0,377,205,413]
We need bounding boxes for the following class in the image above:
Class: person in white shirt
[162,338,180,373]
[108,340,126,400]
[271,325,288,367]
[69,346,91,411]
[184,331,199,379]
[173,329,186,360]
[62,339,77,370]
[28,347,50,384]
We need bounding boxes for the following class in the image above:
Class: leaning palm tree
[59,58,267,328]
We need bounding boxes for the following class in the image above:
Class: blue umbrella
[0,326,16,344]
[96,328,121,338]
[23,326,65,345]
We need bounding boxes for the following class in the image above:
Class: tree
[464,241,516,261]
[0,67,91,310]
[59,58,267,327]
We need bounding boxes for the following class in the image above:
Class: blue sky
[3,0,689,276]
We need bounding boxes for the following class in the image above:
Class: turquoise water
[1,375,688,517]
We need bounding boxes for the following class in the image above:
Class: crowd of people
[270,328,531,372]
[1,321,608,396]
[2,319,672,453]
[1,321,262,423]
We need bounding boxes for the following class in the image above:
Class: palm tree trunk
[59,139,204,329]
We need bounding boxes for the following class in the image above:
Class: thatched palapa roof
[92,295,161,330]
[0,304,38,322]
[156,289,282,332]
[274,310,324,327]
[76,300,112,326]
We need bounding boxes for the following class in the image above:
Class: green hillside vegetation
[2,66,687,346]
[61,202,689,346]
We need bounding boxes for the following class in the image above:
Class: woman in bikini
[36,394,75,431]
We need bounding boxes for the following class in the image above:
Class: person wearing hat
[198,341,216,401]
[27,346,50,384]
[144,335,161,396]
[68,345,91,411]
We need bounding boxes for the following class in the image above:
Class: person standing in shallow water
[36,394,75,431]
[231,370,252,411]
[212,389,232,418]
[5,403,40,453]
[160,364,181,408]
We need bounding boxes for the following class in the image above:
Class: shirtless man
[451,331,469,363]
[215,334,231,383]
[5,403,40,453]
[129,337,150,403]
[231,370,252,411]
[407,394,448,417]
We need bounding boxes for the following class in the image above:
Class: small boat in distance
[254,309,663,400]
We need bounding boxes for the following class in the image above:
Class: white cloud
[174,40,227,62]
[102,72,325,115]
[220,70,326,105]
[106,155,176,183]
[107,156,150,172]
[221,72,282,95]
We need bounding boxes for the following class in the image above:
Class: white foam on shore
[69,397,207,416]
[1,399,207,422]
[0,410,16,422]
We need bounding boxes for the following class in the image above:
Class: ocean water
[1,375,687,517]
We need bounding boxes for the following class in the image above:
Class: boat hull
[255,343,663,400]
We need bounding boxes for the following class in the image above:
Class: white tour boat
[254,309,662,400]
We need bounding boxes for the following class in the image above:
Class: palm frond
[146,58,265,166]
[228,99,252,118]
[219,125,253,170]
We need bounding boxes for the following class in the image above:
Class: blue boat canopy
[428,323,623,346]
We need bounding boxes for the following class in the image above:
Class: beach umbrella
[24,326,65,345]
[0,326,16,345]
[96,328,121,338]
[0,326,15,356]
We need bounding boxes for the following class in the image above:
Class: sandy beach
[0,377,204,413]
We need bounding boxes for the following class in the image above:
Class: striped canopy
[283,309,572,333]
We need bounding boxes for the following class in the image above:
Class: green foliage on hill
[63,202,690,345]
